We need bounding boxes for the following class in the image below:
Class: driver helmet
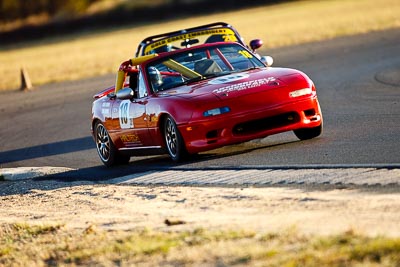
[148,66,163,87]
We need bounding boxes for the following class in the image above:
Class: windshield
[146,43,265,92]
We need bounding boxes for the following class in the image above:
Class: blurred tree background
[0,0,290,43]
[0,0,232,23]
[0,0,100,22]
[0,0,285,24]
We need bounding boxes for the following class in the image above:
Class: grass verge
[0,0,399,91]
[1,223,400,266]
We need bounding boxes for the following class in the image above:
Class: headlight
[203,107,230,117]
[289,88,312,98]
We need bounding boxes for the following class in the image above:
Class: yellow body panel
[115,54,158,93]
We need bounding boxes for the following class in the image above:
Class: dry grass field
[0,0,399,91]
[1,184,400,266]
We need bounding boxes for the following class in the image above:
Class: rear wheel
[294,124,323,140]
[94,121,130,166]
[163,116,188,162]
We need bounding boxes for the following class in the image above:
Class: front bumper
[179,96,322,154]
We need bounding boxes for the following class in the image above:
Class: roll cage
[135,22,245,57]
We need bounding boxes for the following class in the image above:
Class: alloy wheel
[96,123,111,162]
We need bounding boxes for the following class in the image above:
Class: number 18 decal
[119,100,133,129]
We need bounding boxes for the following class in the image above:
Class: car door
[110,70,153,148]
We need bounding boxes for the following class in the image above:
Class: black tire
[94,121,130,166]
[294,124,323,140]
[163,116,188,162]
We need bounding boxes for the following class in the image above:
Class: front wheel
[94,121,130,166]
[163,116,188,162]
[294,124,323,140]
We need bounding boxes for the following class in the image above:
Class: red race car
[91,26,322,166]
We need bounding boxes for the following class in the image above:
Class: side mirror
[261,56,274,67]
[116,87,134,100]
[249,39,263,52]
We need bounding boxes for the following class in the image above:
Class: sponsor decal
[208,73,248,85]
[119,100,133,129]
[150,115,159,123]
[120,134,140,144]
[144,28,237,53]
[101,108,110,116]
[213,77,277,94]
[101,102,111,116]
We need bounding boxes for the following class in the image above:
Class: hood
[157,67,310,101]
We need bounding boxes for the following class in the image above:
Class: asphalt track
[0,28,399,182]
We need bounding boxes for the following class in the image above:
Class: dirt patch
[1,179,400,237]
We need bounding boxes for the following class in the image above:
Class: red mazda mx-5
[91,24,322,166]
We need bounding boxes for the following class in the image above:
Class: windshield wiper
[203,73,221,79]
[244,66,262,71]
[202,71,235,79]
[183,76,205,85]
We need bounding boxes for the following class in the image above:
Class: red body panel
[180,96,321,154]
[92,67,322,154]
